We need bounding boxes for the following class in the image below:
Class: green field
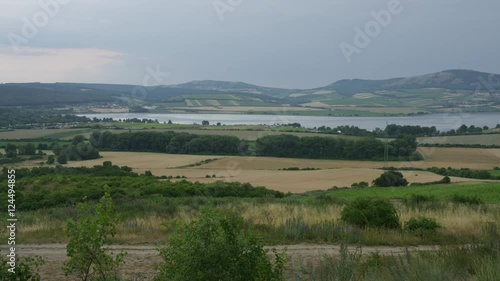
[325,183,500,204]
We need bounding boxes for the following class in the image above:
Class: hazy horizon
[2,68,498,90]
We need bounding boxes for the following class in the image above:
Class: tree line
[0,107,90,129]
[90,131,243,155]
[88,131,421,160]
[314,123,498,137]
[255,134,420,160]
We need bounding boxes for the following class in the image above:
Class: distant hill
[0,82,281,106]
[0,83,117,106]
[321,70,500,96]
[1,69,499,107]
[174,80,295,97]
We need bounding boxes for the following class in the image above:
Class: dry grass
[237,202,498,239]
[170,168,477,193]
[14,201,499,246]
[398,205,495,240]
[417,147,500,169]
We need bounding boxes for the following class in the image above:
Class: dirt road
[1,243,439,280]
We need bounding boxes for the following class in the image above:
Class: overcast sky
[1,0,499,88]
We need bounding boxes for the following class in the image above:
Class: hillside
[1,70,499,116]
[321,70,500,96]
[174,80,296,97]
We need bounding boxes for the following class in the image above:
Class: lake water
[79,112,500,131]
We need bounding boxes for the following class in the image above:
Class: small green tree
[154,206,287,281]
[372,171,408,187]
[18,144,37,155]
[72,135,86,146]
[63,188,126,281]
[75,142,101,160]
[57,152,68,164]
[47,155,55,164]
[341,197,400,229]
[5,144,17,158]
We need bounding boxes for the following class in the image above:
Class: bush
[451,194,484,206]
[63,189,126,281]
[402,194,443,211]
[405,216,440,237]
[154,206,287,281]
[0,256,44,281]
[372,171,408,187]
[351,181,369,188]
[440,176,451,184]
[408,151,424,161]
[341,198,400,229]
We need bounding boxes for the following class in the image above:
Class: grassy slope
[327,183,500,204]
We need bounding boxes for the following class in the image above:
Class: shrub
[372,171,408,187]
[63,188,126,281]
[154,206,287,281]
[405,216,440,237]
[341,198,400,229]
[408,151,424,161]
[402,194,445,212]
[0,256,44,281]
[46,155,55,164]
[351,181,369,188]
[451,194,484,206]
[440,176,451,184]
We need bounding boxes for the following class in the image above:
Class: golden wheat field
[62,147,500,193]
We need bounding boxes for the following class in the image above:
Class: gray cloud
[1,0,499,88]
